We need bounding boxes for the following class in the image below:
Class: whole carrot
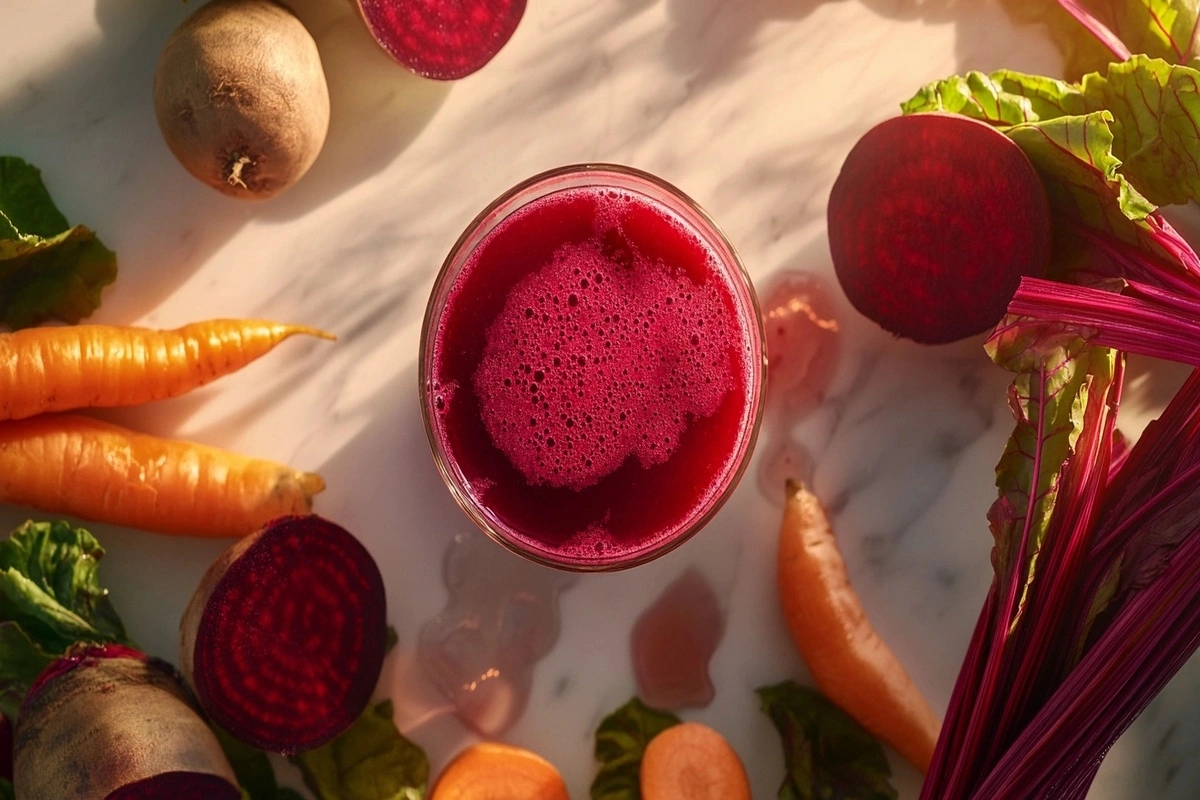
[0,414,324,538]
[0,320,334,420]
[777,479,941,773]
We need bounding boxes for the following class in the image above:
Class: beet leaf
[0,156,117,330]
[757,681,897,800]
[995,0,1197,79]
[291,699,427,800]
[590,697,681,800]
[0,520,132,721]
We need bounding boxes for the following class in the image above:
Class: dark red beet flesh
[190,515,387,753]
[106,773,241,800]
[827,112,1052,344]
[355,0,527,80]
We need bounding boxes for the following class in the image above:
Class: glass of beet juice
[420,164,765,571]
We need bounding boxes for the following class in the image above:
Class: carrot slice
[639,722,750,800]
[0,413,323,538]
[777,480,941,772]
[0,320,334,420]
[430,742,568,800]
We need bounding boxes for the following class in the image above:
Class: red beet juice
[421,165,764,570]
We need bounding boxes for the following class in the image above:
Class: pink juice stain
[417,530,575,737]
[429,184,759,565]
[756,270,840,501]
[761,270,839,420]
[631,567,726,710]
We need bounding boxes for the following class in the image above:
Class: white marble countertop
[3,0,1199,797]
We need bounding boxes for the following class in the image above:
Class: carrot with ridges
[0,414,324,538]
[778,479,941,773]
[0,319,334,420]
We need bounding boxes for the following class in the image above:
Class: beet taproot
[354,0,527,80]
[12,645,240,800]
[827,112,1052,344]
[153,0,330,200]
[179,515,388,754]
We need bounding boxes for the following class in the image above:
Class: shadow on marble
[0,0,250,324]
[659,0,1051,94]
[0,0,450,324]
[255,0,452,222]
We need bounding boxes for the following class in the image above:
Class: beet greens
[898,45,1200,800]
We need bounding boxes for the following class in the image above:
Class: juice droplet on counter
[761,270,840,420]
[417,530,576,737]
[630,567,726,710]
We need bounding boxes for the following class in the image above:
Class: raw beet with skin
[180,515,388,754]
[13,645,240,800]
[827,112,1052,344]
[354,0,527,80]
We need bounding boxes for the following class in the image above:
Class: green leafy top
[757,681,897,800]
[997,0,1199,79]
[0,156,116,329]
[0,520,133,720]
[590,697,681,800]
[291,700,428,800]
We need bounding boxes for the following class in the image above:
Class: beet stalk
[12,644,240,800]
[179,515,388,754]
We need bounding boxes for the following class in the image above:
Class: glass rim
[418,162,767,572]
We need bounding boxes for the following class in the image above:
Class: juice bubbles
[421,165,765,570]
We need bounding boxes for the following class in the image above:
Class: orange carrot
[640,722,750,800]
[430,742,568,800]
[777,479,941,773]
[0,320,334,420]
[0,414,324,538]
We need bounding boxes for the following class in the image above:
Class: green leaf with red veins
[902,70,1088,124]
[1005,114,1171,261]
[1078,57,1200,206]
[984,327,1113,623]
[997,0,1199,79]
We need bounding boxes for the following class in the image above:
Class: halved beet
[179,515,388,754]
[354,0,527,80]
[13,645,240,800]
[827,112,1052,344]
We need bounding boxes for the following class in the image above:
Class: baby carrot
[0,320,335,420]
[430,742,568,800]
[0,414,324,538]
[777,479,941,773]
[640,722,750,800]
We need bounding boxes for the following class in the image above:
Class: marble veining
[1,0,1198,797]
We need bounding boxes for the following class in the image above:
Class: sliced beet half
[180,515,388,754]
[354,0,527,80]
[13,645,240,800]
[827,111,1052,345]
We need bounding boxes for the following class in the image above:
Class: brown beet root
[12,646,240,800]
[153,0,330,199]
[827,112,1052,344]
[179,515,388,754]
